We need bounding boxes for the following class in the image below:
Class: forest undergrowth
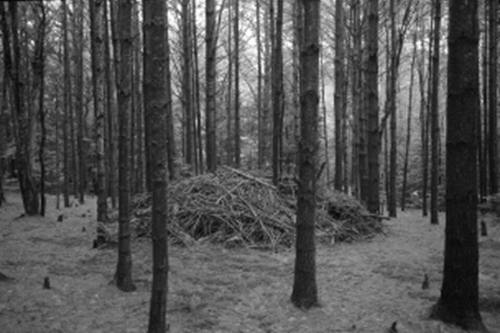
[0,188,499,332]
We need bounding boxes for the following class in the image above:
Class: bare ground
[0,190,499,333]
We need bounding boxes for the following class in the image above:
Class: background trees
[0,1,494,328]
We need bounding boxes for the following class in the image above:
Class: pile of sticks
[131,167,384,249]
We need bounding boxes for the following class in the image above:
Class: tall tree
[350,0,362,199]
[34,1,46,215]
[90,0,108,223]
[225,2,233,166]
[62,0,71,207]
[104,0,117,206]
[272,0,284,185]
[165,4,177,180]
[132,0,144,192]
[366,0,380,214]
[387,0,397,217]
[291,0,319,309]
[334,0,345,191]
[144,0,169,331]
[181,0,195,167]
[205,0,217,172]
[1,2,39,215]
[233,0,241,168]
[430,0,441,225]
[256,0,264,169]
[479,1,488,201]
[430,1,486,330]
[74,0,85,204]
[488,0,497,194]
[191,0,203,173]
[401,29,417,211]
[114,0,136,293]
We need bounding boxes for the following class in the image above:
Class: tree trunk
[109,0,120,205]
[191,0,203,174]
[165,6,176,180]
[423,4,434,217]
[205,0,217,172]
[366,0,380,214]
[488,0,498,194]
[401,30,417,211]
[132,0,144,193]
[114,0,135,293]
[272,0,284,185]
[350,0,361,199]
[104,0,116,206]
[479,2,488,201]
[387,0,397,217]
[334,0,344,191]
[73,0,85,204]
[68,2,78,199]
[62,0,71,208]
[233,0,240,168]
[320,51,330,184]
[1,2,39,215]
[430,1,486,330]
[34,2,46,215]
[181,0,194,167]
[143,0,169,331]
[90,0,108,223]
[256,0,263,169]
[430,0,441,225]
[292,0,301,177]
[226,3,233,166]
[261,1,272,169]
[291,0,319,310]
[480,1,489,201]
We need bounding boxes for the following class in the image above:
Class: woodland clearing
[0,189,499,333]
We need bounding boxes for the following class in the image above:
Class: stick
[222,166,275,189]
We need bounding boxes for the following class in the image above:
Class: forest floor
[1,188,500,333]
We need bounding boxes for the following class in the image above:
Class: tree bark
[181,0,194,167]
[114,0,135,293]
[430,1,486,330]
[366,0,379,213]
[256,0,263,169]
[191,0,203,174]
[165,5,176,180]
[430,0,441,225]
[291,0,319,310]
[334,0,344,191]
[143,0,169,331]
[350,0,361,199]
[480,1,489,201]
[205,0,217,172]
[233,0,240,168]
[34,2,46,215]
[74,0,85,204]
[488,0,498,194]
[272,0,284,185]
[62,0,71,208]
[225,3,233,166]
[1,2,39,215]
[387,0,397,217]
[401,30,417,211]
[90,0,108,223]
[104,0,116,206]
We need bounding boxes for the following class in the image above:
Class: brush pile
[130,167,384,249]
